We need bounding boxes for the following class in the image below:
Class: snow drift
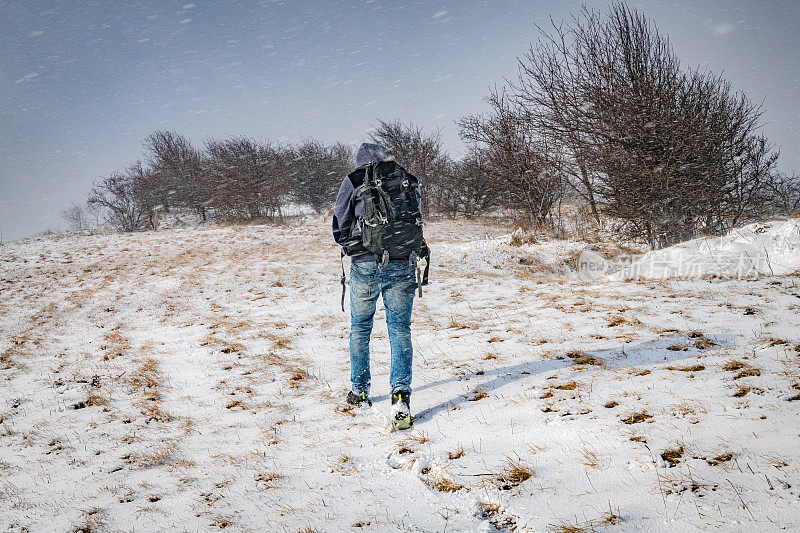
[610,218,800,280]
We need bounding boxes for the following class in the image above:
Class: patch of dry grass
[447,444,465,460]
[509,226,539,246]
[448,317,479,330]
[660,446,684,467]
[706,452,734,466]
[722,360,747,371]
[761,337,790,347]
[101,325,130,361]
[551,505,621,532]
[129,443,177,469]
[427,472,464,492]
[581,448,601,469]
[288,367,310,387]
[552,381,578,391]
[495,458,533,490]
[607,316,628,327]
[666,364,706,372]
[622,411,653,424]
[129,357,161,390]
[566,350,603,366]
[407,431,430,445]
[128,357,172,421]
[732,386,751,397]
[733,367,761,379]
[333,454,357,474]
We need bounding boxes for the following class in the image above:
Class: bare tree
[205,137,287,221]
[510,1,779,246]
[287,140,353,213]
[458,88,565,224]
[87,163,154,231]
[436,152,502,218]
[61,203,87,231]
[767,171,800,217]
[143,130,208,222]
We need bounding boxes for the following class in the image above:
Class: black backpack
[339,160,430,309]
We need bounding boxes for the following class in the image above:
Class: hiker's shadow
[408,333,734,425]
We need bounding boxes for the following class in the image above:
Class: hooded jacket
[332,143,389,262]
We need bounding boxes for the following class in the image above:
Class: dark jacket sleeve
[332,176,355,245]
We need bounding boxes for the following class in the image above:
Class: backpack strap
[421,247,430,286]
[340,249,347,312]
[409,249,430,297]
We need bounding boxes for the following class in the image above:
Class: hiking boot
[391,390,412,430]
[346,390,372,407]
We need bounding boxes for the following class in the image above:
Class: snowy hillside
[1,216,799,532]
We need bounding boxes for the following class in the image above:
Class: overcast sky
[1,0,798,241]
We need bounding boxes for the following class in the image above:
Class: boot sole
[393,415,414,431]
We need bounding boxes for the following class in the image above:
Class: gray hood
[355,143,388,167]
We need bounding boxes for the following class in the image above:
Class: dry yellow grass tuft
[101,325,130,361]
[225,399,246,410]
[706,452,734,466]
[334,403,355,417]
[211,515,235,529]
[480,501,501,517]
[427,472,464,492]
[666,364,705,372]
[129,357,161,390]
[407,431,430,445]
[129,443,177,469]
[470,391,488,401]
[607,316,627,327]
[447,444,465,460]
[722,360,747,371]
[566,350,603,366]
[333,454,357,474]
[581,448,601,469]
[761,337,790,347]
[550,505,621,532]
[448,317,478,330]
[288,367,310,387]
[622,411,653,424]
[660,446,684,467]
[732,386,751,397]
[129,357,172,421]
[509,226,539,246]
[733,367,761,379]
[83,391,109,408]
[495,458,533,490]
[552,381,578,391]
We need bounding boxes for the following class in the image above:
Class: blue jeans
[349,261,416,396]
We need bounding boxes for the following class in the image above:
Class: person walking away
[332,143,429,430]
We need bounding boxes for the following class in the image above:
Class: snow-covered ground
[1,216,799,532]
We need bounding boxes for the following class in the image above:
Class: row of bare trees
[83,132,361,231]
[80,120,496,232]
